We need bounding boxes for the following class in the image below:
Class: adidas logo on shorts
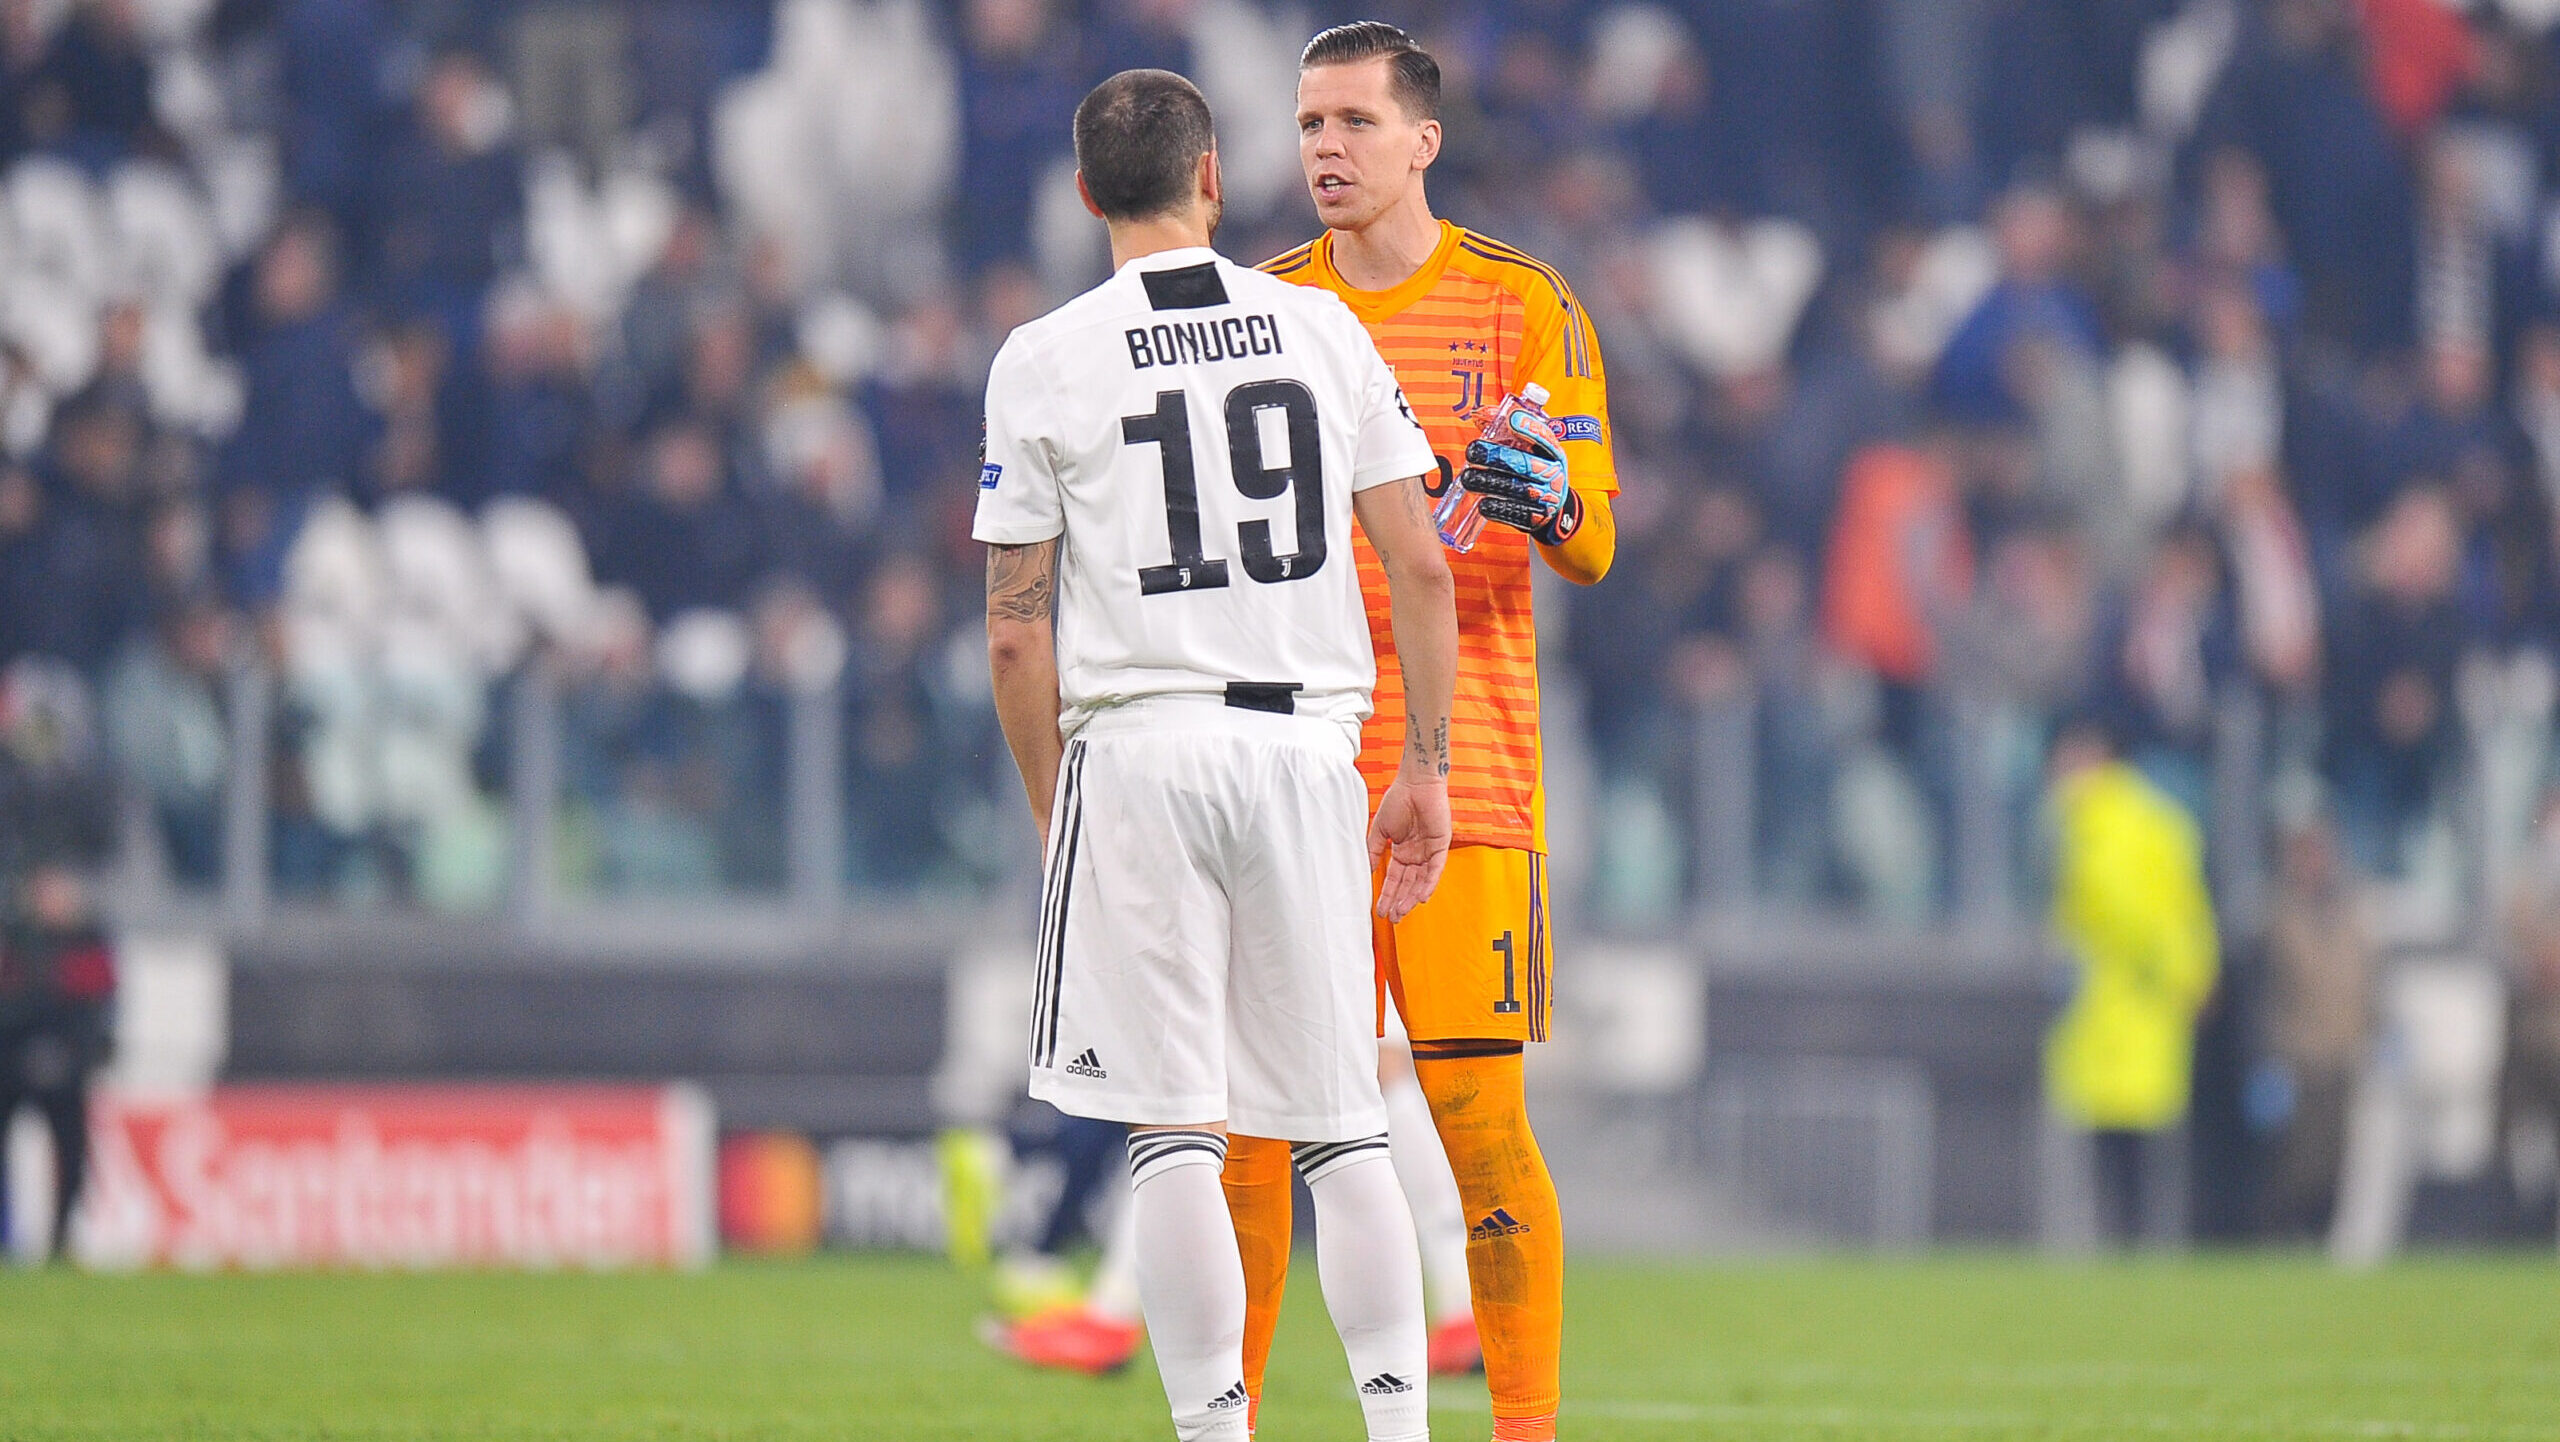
[1469,1207,1531,1241]
[1359,1373,1413,1395]
[1063,1048,1109,1079]
[1206,1382,1249,1411]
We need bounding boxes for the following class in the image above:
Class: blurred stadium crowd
[6,0,2560,949]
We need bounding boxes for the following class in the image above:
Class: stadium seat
[106,160,223,309]
[2,273,102,393]
[378,494,527,676]
[9,157,108,301]
[139,301,245,436]
[657,608,753,703]
[482,496,601,648]
[1648,214,1826,380]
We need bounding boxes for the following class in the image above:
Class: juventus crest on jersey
[973,247,1436,736]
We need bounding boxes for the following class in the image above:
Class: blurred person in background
[363,320,453,502]
[2501,784,2560,1226]
[2094,522,2239,823]
[372,46,524,353]
[1822,427,1972,759]
[23,0,168,171]
[459,280,596,508]
[2044,714,2219,1247]
[104,591,235,887]
[951,0,1082,278]
[0,657,117,1262]
[630,0,772,199]
[1567,481,1754,916]
[841,550,955,892]
[961,1110,1145,1374]
[16,391,147,676]
[217,213,374,603]
[1932,186,2104,439]
[276,0,394,230]
[1820,426,1973,909]
[755,385,880,604]
[553,589,699,895]
[617,205,732,413]
[503,0,629,175]
[2188,0,2416,351]
[587,418,764,620]
[1733,541,1847,905]
[2322,485,2467,876]
[0,464,42,663]
[862,293,986,535]
[2254,803,2372,1237]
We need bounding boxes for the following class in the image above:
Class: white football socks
[1385,1063,1476,1325]
[1295,1137,1431,1442]
[1126,1130,1250,1441]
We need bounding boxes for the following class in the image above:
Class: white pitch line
[1418,1395,2560,1441]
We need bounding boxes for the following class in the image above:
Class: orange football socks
[1412,1042,1563,1441]
[1220,1132,1296,1412]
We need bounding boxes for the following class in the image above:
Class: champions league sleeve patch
[1556,415,1603,443]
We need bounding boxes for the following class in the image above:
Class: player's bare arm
[985,536,1065,851]
[1354,471,1456,922]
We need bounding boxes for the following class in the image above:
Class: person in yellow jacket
[2043,718,2220,1245]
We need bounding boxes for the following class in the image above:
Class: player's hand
[1369,778,1452,923]
[1460,401,1581,545]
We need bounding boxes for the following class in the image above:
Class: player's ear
[1414,118,1441,172]
[1075,171,1105,221]
[1199,147,1222,208]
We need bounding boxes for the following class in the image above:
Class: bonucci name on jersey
[1124,312,1285,370]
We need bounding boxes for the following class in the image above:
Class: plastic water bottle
[1434,382,1551,554]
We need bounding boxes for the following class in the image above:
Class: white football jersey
[974,246,1435,736]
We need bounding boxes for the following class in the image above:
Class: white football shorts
[1025,697,1389,1143]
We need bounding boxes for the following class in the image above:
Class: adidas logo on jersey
[1063,1048,1109,1079]
[1359,1373,1414,1395]
[1205,1382,1249,1411]
[1469,1208,1531,1241]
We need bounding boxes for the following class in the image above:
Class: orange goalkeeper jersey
[1261,221,1618,853]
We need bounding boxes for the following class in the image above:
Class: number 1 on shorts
[1493,930,1521,1014]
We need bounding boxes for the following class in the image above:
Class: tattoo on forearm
[1398,474,1433,526]
[987,539,1059,623]
[1405,715,1451,778]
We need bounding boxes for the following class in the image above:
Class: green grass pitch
[2,1253,2554,1439]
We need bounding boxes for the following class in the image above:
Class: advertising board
[77,1084,715,1270]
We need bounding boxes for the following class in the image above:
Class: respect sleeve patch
[1556,415,1603,443]
[979,462,1003,490]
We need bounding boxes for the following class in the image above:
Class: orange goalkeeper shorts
[1374,845,1551,1044]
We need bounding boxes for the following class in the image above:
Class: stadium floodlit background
[1,0,2558,1437]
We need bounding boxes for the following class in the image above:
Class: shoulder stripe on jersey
[1457,237,1589,378]
[1459,239,1587,378]
[1258,242,1316,275]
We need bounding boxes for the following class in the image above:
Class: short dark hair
[1299,20,1439,121]
[1074,69,1217,223]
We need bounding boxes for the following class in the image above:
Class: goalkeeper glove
[1459,399,1583,545]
